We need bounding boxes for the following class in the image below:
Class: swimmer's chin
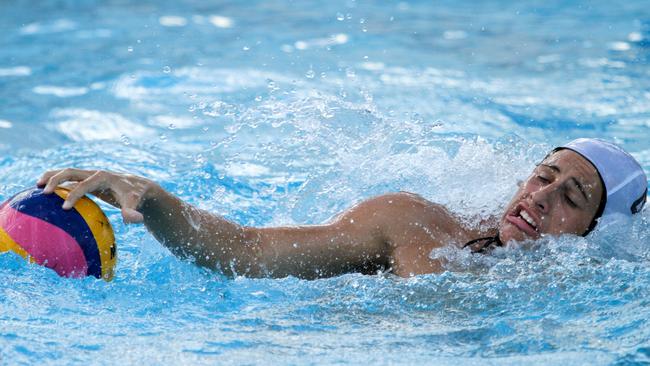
[498,221,540,245]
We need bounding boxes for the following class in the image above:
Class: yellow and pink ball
[0,187,116,281]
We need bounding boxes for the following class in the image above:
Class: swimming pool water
[1,0,649,364]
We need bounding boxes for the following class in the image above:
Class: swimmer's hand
[37,168,154,224]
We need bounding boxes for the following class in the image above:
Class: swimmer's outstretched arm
[37,169,443,278]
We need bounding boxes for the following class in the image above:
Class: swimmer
[36,138,647,279]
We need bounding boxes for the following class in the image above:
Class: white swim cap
[560,138,647,231]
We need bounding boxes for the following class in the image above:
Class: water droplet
[242,46,250,51]
[293,243,299,248]
[162,66,171,73]
[345,67,356,78]
[305,68,315,79]
[267,79,278,91]
[120,135,131,145]
[167,123,176,130]
[127,46,133,52]
[159,133,167,141]
[336,13,345,21]
[255,95,262,102]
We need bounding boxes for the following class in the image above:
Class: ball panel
[54,188,116,281]
[0,225,32,261]
[8,188,103,278]
[0,206,88,277]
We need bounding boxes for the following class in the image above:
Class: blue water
[1,0,650,364]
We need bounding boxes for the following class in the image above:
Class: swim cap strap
[632,188,648,214]
[463,235,503,253]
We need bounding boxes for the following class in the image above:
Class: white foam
[33,85,88,97]
[0,120,13,128]
[112,68,293,101]
[20,19,76,35]
[209,15,234,28]
[149,115,201,129]
[359,62,385,71]
[0,66,31,77]
[49,108,155,141]
[536,54,561,64]
[608,42,631,51]
[19,23,41,35]
[332,33,349,44]
[628,32,643,42]
[75,29,112,39]
[159,16,187,27]
[579,58,626,69]
[378,67,462,87]
[294,33,349,50]
[225,162,271,177]
[90,82,106,90]
[443,30,467,40]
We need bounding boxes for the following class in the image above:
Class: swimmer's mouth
[505,204,540,237]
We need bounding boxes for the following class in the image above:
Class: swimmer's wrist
[141,180,165,206]
[139,180,181,218]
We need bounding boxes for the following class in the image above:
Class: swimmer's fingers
[37,168,82,189]
[41,169,149,224]
[116,191,145,224]
[61,171,107,210]
[36,170,61,187]
[56,180,121,208]
[39,168,95,194]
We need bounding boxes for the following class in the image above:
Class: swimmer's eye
[565,195,577,208]
[536,175,550,183]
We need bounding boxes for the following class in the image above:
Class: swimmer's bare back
[37,169,477,279]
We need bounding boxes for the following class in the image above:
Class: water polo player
[37,138,648,279]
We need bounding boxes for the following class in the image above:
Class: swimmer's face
[499,149,604,244]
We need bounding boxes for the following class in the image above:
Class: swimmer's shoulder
[339,192,457,231]
[382,191,468,236]
[369,191,455,222]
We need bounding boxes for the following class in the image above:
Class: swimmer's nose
[534,199,548,213]
[530,185,552,214]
